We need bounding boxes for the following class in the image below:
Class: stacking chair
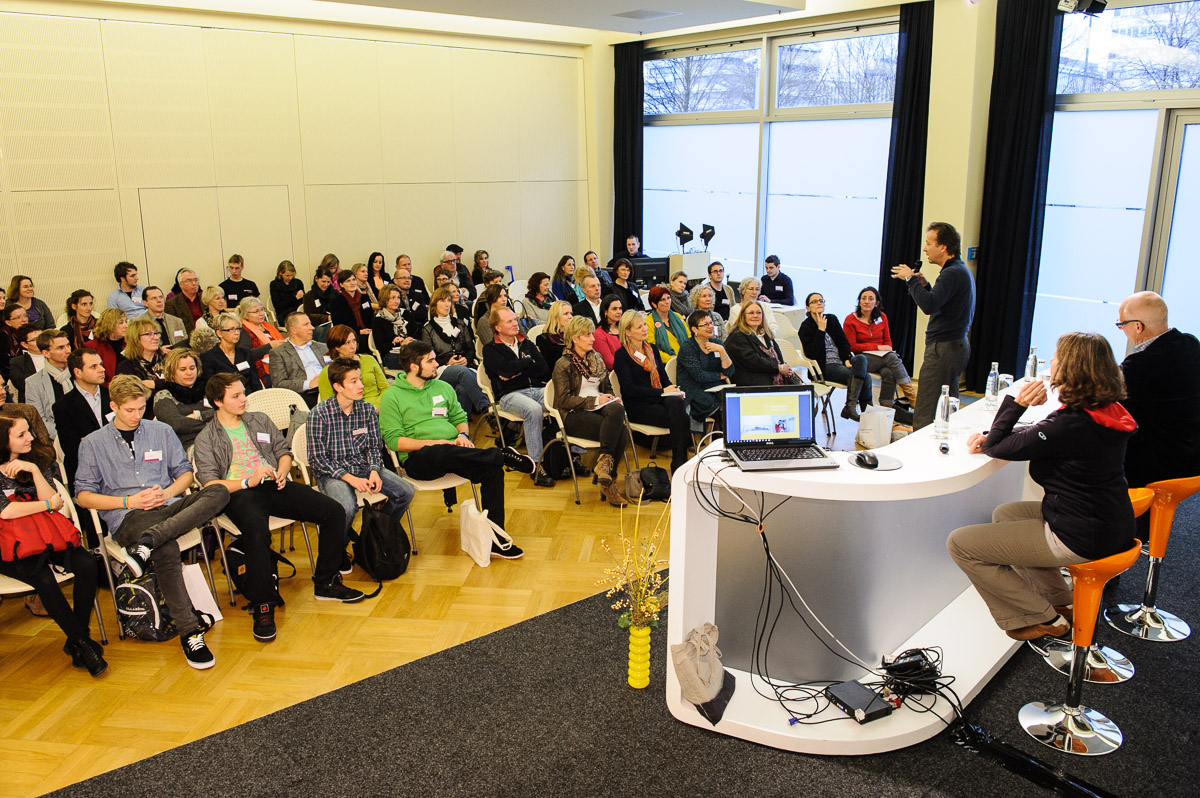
[386,449,480,556]
[292,422,394,551]
[778,339,839,435]
[664,356,717,447]
[608,368,667,468]
[474,366,535,451]
[527,324,545,345]
[542,380,629,505]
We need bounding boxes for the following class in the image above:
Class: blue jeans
[441,364,488,415]
[824,355,872,408]
[498,386,544,462]
[319,469,415,539]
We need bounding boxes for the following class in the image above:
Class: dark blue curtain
[612,42,645,263]
[966,1,1063,389]
[877,1,934,374]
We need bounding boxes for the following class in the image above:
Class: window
[643,49,761,115]
[776,33,898,108]
[1058,0,1200,93]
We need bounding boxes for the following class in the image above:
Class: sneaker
[122,544,152,578]
[181,631,216,670]
[339,552,354,575]
[500,446,535,474]
[252,602,277,642]
[532,466,555,488]
[491,539,525,559]
[314,576,366,603]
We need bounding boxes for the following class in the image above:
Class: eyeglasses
[140,331,161,338]
[709,269,724,274]
[808,299,825,306]
[218,327,239,333]
[696,322,715,329]
[1115,319,1142,329]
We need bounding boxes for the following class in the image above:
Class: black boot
[841,378,862,421]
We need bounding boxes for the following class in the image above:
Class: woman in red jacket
[842,286,916,407]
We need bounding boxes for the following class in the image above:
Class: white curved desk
[665,392,1053,755]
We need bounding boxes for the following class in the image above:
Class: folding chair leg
[93,599,108,645]
[404,508,419,556]
[629,426,641,470]
[298,522,315,570]
[97,535,125,641]
[208,523,236,606]
[564,439,582,505]
[493,407,506,448]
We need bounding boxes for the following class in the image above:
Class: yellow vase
[627,624,651,689]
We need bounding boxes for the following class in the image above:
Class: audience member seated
[419,286,487,417]
[612,311,691,474]
[609,258,645,312]
[1,305,28,373]
[551,255,583,303]
[0,415,104,675]
[318,253,341,291]
[1116,291,1200,488]
[349,261,377,311]
[7,324,42,400]
[373,285,413,370]
[153,348,212,448]
[75,375,230,669]
[270,260,305,323]
[474,284,509,347]
[201,312,263,395]
[760,255,795,305]
[196,372,360,637]
[583,250,614,290]
[593,296,624,369]
[469,250,490,286]
[688,284,726,341]
[646,285,690,361]
[238,297,287,385]
[220,254,259,305]
[389,265,428,330]
[6,275,54,330]
[702,261,740,321]
[675,311,734,424]
[53,348,108,492]
[380,342,527,556]
[799,292,872,421]
[483,308,552,487]
[198,286,227,331]
[1,382,56,469]
[330,267,374,343]
[550,317,629,507]
[668,271,692,319]
[61,289,96,349]
[84,308,128,388]
[536,300,573,368]
[729,278,781,335]
[317,326,388,408]
[164,269,203,334]
[188,325,219,357]
[367,252,389,310]
[24,330,73,440]
[106,261,146,320]
[571,272,604,327]
[136,286,187,352]
[442,246,477,304]
[269,312,327,408]
[949,333,1136,640]
[842,286,916,407]
[115,318,166,418]
[523,272,554,325]
[726,300,795,387]
[303,268,335,330]
[432,264,455,291]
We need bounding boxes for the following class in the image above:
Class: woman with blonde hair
[550,315,628,507]
[270,260,305,322]
[83,308,128,387]
[199,311,262,393]
[237,297,286,384]
[729,277,780,334]
[688,284,726,340]
[536,300,574,367]
[725,300,795,387]
[153,348,213,447]
[612,310,691,474]
[199,286,227,330]
[116,317,166,410]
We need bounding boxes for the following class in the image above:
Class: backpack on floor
[223,541,296,608]
[352,504,410,583]
[540,439,573,481]
[112,563,177,641]
[625,462,671,502]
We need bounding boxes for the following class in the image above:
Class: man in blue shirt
[759,255,795,306]
[106,262,146,320]
[892,221,977,430]
[75,375,230,669]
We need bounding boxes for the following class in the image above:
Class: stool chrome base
[1019,701,1123,756]
[1105,603,1191,642]
[1029,639,1134,684]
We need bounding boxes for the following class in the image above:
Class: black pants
[0,547,97,643]
[627,394,691,471]
[222,481,346,597]
[564,402,628,461]
[914,337,971,430]
[404,444,507,527]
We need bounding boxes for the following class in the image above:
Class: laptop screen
[723,386,815,445]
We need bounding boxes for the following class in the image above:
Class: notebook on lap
[721,384,839,471]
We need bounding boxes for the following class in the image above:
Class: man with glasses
[136,286,187,352]
[391,264,428,329]
[704,261,741,321]
[441,245,476,303]
[760,255,795,306]
[269,312,328,408]
[1116,291,1200,488]
[166,269,204,334]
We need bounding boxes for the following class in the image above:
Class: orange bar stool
[1105,475,1200,643]
[1020,539,1141,756]
[1033,488,1152,684]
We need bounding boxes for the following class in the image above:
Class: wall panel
[378,43,454,184]
[305,183,385,268]
[382,182,457,271]
[295,36,382,185]
[139,187,223,288]
[452,49,520,183]
[0,14,114,191]
[455,182,521,273]
[519,181,588,280]
[518,56,586,183]
[217,185,294,291]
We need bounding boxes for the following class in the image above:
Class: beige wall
[0,3,599,316]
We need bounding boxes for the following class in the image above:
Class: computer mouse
[855,451,879,469]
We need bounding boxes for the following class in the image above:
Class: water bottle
[1025,346,1038,382]
[985,362,999,410]
[933,385,952,439]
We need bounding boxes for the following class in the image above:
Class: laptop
[721,384,839,471]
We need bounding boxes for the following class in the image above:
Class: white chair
[363,329,401,378]
[475,366,542,452]
[779,339,840,436]
[664,357,718,446]
[245,387,307,433]
[543,379,609,505]
[608,368,668,468]
[386,449,480,556]
[527,324,545,345]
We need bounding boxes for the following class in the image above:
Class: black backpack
[540,439,573,481]
[223,540,296,607]
[352,503,410,583]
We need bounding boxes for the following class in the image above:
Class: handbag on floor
[459,499,512,567]
[625,462,671,502]
[671,622,736,726]
[223,540,296,606]
[855,406,896,450]
[353,503,410,582]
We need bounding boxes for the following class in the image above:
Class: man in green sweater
[379,340,532,558]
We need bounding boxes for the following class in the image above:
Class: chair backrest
[53,478,78,527]
[664,356,678,386]
[528,324,545,344]
[609,368,623,399]
[245,387,306,431]
[291,422,311,483]
[776,338,803,368]
[475,365,498,404]
[542,378,564,426]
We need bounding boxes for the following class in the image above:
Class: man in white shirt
[106,262,146,319]
[24,330,74,440]
[571,274,604,327]
[136,286,187,352]
[268,312,329,407]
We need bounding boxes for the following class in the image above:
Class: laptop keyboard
[739,446,824,461]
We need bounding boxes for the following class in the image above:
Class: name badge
[173,329,184,338]
[412,303,421,310]
[654,322,662,328]
[432,407,447,417]
[774,285,783,292]
[633,350,646,362]
[362,301,370,309]
[203,398,211,408]
[352,427,367,436]
[256,432,271,443]
[2,489,13,498]
[874,317,883,326]
[236,361,249,371]
[313,299,321,308]
[228,294,238,302]
[432,394,445,405]
[144,450,162,462]
[323,355,331,363]
[105,411,116,422]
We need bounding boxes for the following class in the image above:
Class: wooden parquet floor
[0,453,674,798]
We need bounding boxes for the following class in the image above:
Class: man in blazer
[165,269,203,334]
[268,312,328,408]
[25,330,74,440]
[136,285,188,351]
[571,273,604,327]
[7,324,43,402]
[53,348,110,491]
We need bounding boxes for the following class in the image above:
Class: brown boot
[594,453,615,487]
[602,482,629,507]
[898,382,918,405]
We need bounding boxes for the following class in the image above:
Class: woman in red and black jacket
[948,332,1137,641]
[842,286,916,407]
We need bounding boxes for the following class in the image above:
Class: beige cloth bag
[670,622,724,705]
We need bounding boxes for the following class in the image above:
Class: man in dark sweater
[1117,291,1200,488]
[892,221,975,430]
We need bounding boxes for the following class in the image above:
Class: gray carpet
[49,499,1200,797]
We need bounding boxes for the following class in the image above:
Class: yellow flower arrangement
[598,497,669,629]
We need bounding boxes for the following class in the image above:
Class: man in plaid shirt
[306,357,414,596]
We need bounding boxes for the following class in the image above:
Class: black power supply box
[824,680,894,724]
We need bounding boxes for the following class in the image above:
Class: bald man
[1116,291,1200,488]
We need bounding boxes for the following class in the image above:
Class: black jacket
[983,395,1136,560]
[270,277,306,322]
[200,346,263,393]
[572,299,603,327]
[482,337,548,399]
[609,282,644,313]
[1121,328,1200,488]
[8,354,38,402]
[725,331,785,387]
[53,384,109,491]
[330,291,375,333]
[798,313,852,366]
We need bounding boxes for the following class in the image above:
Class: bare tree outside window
[777,33,898,108]
[643,50,760,114]
[1058,1,1200,93]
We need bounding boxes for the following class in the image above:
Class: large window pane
[777,33,897,108]
[763,117,891,310]
[1058,1,1200,93]
[1160,123,1200,334]
[643,50,760,114]
[1030,109,1158,359]
[643,124,759,278]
